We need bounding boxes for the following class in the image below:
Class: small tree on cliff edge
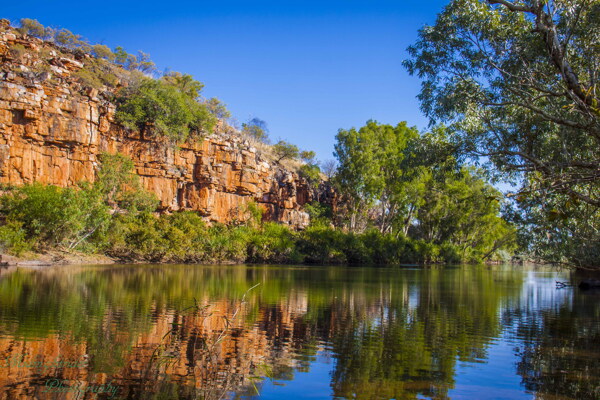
[242,118,270,143]
[272,140,300,164]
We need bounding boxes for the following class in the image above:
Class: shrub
[115,79,215,142]
[304,201,332,225]
[161,72,204,99]
[299,164,321,188]
[246,222,297,263]
[204,224,249,263]
[0,221,32,256]
[17,18,46,38]
[297,225,347,264]
[95,152,158,213]
[0,183,110,250]
[8,44,26,60]
[74,68,103,90]
[205,97,231,119]
[92,44,114,61]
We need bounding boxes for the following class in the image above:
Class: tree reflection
[0,265,593,400]
[512,287,600,400]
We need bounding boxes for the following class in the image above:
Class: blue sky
[3,0,449,162]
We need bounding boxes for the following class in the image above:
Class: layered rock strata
[0,21,312,227]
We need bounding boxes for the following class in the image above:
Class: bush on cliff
[115,78,215,142]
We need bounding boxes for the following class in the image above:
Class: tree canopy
[115,78,215,142]
[404,0,600,267]
[333,120,515,261]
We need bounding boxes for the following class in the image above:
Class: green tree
[404,0,600,267]
[54,28,87,50]
[115,78,214,142]
[91,44,114,61]
[416,167,516,262]
[334,121,425,234]
[299,163,321,189]
[242,118,270,143]
[113,46,139,70]
[136,51,156,74]
[161,71,204,99]
[95,153,158,213]
[272,140,300,163]
[17,18,46,38]
[205,97,231,119]
[300,150,316,163]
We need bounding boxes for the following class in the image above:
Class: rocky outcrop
[0,22,313,228]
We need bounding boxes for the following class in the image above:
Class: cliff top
[0,18,319,175]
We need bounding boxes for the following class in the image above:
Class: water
[0,264,598,399]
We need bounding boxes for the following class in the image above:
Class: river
[0,264,598,399]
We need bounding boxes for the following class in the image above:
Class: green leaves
[272,140,300,163]
[333,120,514,261]
[0,183,111,250]
[405,0,600,267]
[115,78,215,143]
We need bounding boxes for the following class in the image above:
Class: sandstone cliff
[0,20,316,228]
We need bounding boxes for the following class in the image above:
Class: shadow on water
[0,264,597,399]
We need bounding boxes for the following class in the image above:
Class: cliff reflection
[0,265,592,400]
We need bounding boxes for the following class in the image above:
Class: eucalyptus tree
[334,121,459,236]
[404,0,600,267]
[334,121,423,233]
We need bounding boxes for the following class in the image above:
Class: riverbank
[0,251,115,267]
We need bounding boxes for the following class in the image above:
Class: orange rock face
[0,24,312,228]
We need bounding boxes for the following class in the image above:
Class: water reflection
[0,265,597,399]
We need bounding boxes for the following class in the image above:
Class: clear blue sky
[3,0,449,162]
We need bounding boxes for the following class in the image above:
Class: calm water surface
[0,264,598,400]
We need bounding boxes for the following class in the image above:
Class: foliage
[334,120,515,260]
[507,188,600,269]
[299,163,321,188]
[0,221,31,256]
[8,44,26,60]
[416,167,517,262]
[17,18,47,38]
[205,97,231,119]
[16,18,154,76]
[161,72,204,99]
[246,222,299,263]
[96,152,159,212]
[0,183,110,250]
[304,201,333,225]
[111,47,156,72]
[404,0,600,268]
[54,28,88,50]
[272,140,300,163]
[242,118,270,143]
[300,150,316,163]
[115,78,215,142]
[73,67,103,89]
[91,44,114,61]
[334,121,427,233]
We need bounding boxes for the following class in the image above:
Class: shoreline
[0,251,116,267]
